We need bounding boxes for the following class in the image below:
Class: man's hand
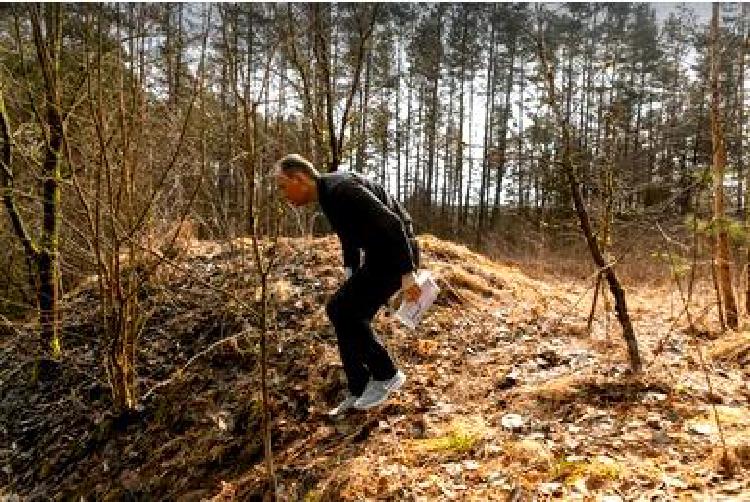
[401,271,421,303]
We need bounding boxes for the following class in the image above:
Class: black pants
[327,236,420,396]
[326,266,401,396]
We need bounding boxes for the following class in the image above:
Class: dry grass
[686,406,750,431]
[414,430,481,454]
[145,218,196,259]
[115,218,199,283]
[550,456,623,488]
[709,331,750,364]
[465,217,741,296]
[419,234,556,316]
[409,418,487,458]
[413,338,439,358]
[514,374,588,406]
[503,439,554,470]
[710,440,750,477]
[439,265,496,298]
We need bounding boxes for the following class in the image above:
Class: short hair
[275,154,319,179]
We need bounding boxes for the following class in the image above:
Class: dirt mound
[1,235,748,500]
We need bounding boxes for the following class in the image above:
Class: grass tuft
[412,420,484,455]
[551,456,622,488]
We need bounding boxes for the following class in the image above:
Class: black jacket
[317,172,418,276]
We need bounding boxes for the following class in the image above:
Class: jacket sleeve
[341,183,416,276]
[339,231,361,272]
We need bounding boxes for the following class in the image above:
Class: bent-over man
[274,154,420,415]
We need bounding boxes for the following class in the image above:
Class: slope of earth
[1,235,748,501]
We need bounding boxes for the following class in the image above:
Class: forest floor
[1,234,749,501]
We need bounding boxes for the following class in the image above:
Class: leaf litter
[0,234,748,500]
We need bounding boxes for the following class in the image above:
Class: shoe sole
[386,372,406,392]
[327,406,351,417]
[354,372,406,410]
[328,398,358,416]
[353,392,389,410]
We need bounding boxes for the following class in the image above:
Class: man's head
[274,154,319,206]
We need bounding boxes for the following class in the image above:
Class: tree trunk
[442,72,454,218]
[333,5,379,172]
[477,10,496,246]
[380,84,388,189]
[246,101,278,497]
[710,3,738,330]
[740,3,750,313]
[537,13,641,372]
[456,48,466,226]
[405,73,412,201]
[492,34,515,225]
[0,91,38,269]
[463,77,475,226]
[175,3,183,101]
[517,60,525,210]
[165,4,173,105]
[395,38,402,201]
[31,4,63,357]
[312,5,338,171]
[426,6,444,210]
[416,83,424,203]
[357,49,372,173]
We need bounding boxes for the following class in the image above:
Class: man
[274,154,421,415]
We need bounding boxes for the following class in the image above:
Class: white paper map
[396,270,440,329]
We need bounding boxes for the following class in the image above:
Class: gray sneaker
[353,370,406,410]
[327,394,359,416]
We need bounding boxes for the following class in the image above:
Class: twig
[142,329,255,401]
[542,256,622,336]
[653,223,729,459]
[0,311,24,337]
[127,239,262,325]
[655,222,696,326]
[433,276,488,327]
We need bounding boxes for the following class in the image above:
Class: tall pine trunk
[442,73,454,217]
[710,3,738,329]
[455,46,466,227]
[740,3,750,313]
[395,38,402,201]
[426,6,444,211]
[492,34,515,225]
[477,10,496,245]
